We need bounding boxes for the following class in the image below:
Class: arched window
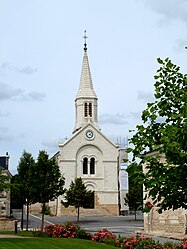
[89,103,92,117]
[90,157,95,174]
[83,157,88,174]
[84,103,88,117]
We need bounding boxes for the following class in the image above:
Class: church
[50,35,120,216]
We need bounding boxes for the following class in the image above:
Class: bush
[43,222,79,238]
[75,228,92,240]
[36,222,92,239]
[32,222,187,249]
[92,228,116,243]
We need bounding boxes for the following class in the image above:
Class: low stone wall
[144,207,187,235]
[0,218,18,231]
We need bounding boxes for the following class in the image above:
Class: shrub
[75,228,92,240]
[119,235,162,249]
[92,228,116,243]
[43,222,79,238]
[172,239,187,249]
[38,222,92,239]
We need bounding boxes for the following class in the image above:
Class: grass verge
[0,238,116,249]
[0,230,34,237]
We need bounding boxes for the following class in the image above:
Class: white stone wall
[56,124,119,216]
[144,207,187,235]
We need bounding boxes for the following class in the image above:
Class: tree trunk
[41,203,45,231]
[77,206,80,222]
[26,201,29,230]
[21,204,24,230]
[134,205,137,221]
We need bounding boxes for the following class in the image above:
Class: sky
[0,0,187,175]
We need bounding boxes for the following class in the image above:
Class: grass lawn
[0,238,116,249]
[0,230,33,236]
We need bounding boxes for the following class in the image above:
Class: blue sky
[0,0,187,174]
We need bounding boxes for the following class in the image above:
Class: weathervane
[83,30,88,51]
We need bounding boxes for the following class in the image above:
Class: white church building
[50,37,120,216]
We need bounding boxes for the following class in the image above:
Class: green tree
[17,151,35,230]
[128,58,187,213]
[125,163,143,220]
[10,174,23,209]
[62,177,94,221]
[33,150,65,230]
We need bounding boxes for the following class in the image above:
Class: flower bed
[33,222,92,240]
[33,222,187,249]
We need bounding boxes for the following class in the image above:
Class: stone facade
[0,154,11,217]
[144,207,187,235]
[0,189,10,216]
[55,123,119,216]
[0,218,18,231]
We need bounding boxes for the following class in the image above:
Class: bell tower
[73,31,100,133]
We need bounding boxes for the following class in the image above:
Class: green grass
[0,230,34,236]
[0,238,116,249]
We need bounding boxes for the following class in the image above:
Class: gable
[59,123,118,160]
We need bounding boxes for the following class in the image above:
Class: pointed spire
[76,31,97,99]
[73,32,100,133]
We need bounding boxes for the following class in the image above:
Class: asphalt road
[13,212,182,244]
[14,212,143,237]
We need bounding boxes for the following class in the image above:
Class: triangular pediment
[59,123,118,150]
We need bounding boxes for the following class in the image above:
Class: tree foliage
[129,58,187,212]
[17,151,35,205]
[125,163,143,220]
[10,174,23,209]
[62,177,94,221]
[16,150,35,229]
[32,150,65,229]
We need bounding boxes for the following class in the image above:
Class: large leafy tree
[129,58,187,212]
[33,150,65,229]
[62,177,94,221]
[17,150,35,230]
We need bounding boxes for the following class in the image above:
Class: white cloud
[42,139,59,149]
[144,0,187,24]
[129,111,141,120]
[0,62,37,75]
[137,90,154,103]
[0,82,24,101]
[99,113,129,125]
[0,82,45,102]
[28,92,46,101]
[17,66,38,75]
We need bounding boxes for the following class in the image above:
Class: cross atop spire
[83,30,88,51]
